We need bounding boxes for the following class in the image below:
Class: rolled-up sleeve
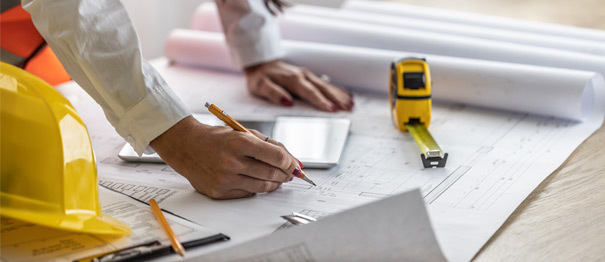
[23,0,191,155]
[216,0,284,68]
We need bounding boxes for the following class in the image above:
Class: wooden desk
[388,0,605,259]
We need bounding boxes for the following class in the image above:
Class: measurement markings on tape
[406,123,448,168]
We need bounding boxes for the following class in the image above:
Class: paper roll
[284,5,605,57]
[165,29,604,121]
[191,4,605,76]
[342,0,605,43]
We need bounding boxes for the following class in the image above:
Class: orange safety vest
[1,2,71,86]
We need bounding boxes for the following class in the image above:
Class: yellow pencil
[205,102,316,186]
[149,199,185,257]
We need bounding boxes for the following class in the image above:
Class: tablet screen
[273,117,350,168]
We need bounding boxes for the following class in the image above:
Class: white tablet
[272,117,350,168]
[118,115,350,168]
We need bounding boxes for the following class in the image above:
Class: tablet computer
[118,115,350,168]
[271,117,350,168]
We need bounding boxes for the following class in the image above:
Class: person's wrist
[244,59,280,74]
[150,116,202,154]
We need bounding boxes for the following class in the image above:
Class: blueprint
[58,60,604,261]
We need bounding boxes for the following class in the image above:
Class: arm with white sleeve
[216,0,354,112]
[23,0,190,155]
[23,0,302,199]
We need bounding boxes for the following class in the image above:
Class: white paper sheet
[342,0,605,43]
[190,4,605,56]
[59,59,605,261]
[191,4,605,76]
[0,187,220,262]
[196,189,446,262]
[165,30,604,122]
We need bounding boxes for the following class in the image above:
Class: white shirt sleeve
[23,0,191,155]
[216,0,285,68]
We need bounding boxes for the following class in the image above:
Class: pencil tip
[301,176,316,186]
[177,249,186,257]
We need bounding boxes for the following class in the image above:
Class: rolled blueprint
[191,4,605,76]
[342,0,605,43]
[280,5,605,57]
[165,30,604,122]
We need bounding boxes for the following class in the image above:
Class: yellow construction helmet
[0,62,130,235]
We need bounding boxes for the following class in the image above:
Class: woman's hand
[150,116,302,199]
[244,60,354,112]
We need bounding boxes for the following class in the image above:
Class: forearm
[23,0,190,154]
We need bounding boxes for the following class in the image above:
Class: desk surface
[387,0,605,260]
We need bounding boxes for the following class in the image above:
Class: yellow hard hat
[0,62,130,235]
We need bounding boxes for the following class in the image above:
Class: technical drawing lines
[449,117,573,211]
[466,118,573,211]
[99,179,179,204]
[424,166,472,204]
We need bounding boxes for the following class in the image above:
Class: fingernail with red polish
[347,100,354,110]
[280,97,294,107]
[292,167,303,178]
[331,105,339,112]
[298,160,304,169]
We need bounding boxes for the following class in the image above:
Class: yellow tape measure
[389,57,448,168]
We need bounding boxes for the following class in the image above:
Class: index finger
[249,129,291,154]
[240,133,300,176]
[249,129,305,169]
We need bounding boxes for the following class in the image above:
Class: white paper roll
[165,29,604,121]
[191,4,605,76]
[284,5,605,57]
[342,0,605,43]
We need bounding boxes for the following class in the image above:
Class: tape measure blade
[405,123,443,158]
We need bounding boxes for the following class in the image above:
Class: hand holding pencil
[150,103,311,199]
[205,103,316,186]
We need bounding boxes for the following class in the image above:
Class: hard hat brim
[1,206,131,235]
